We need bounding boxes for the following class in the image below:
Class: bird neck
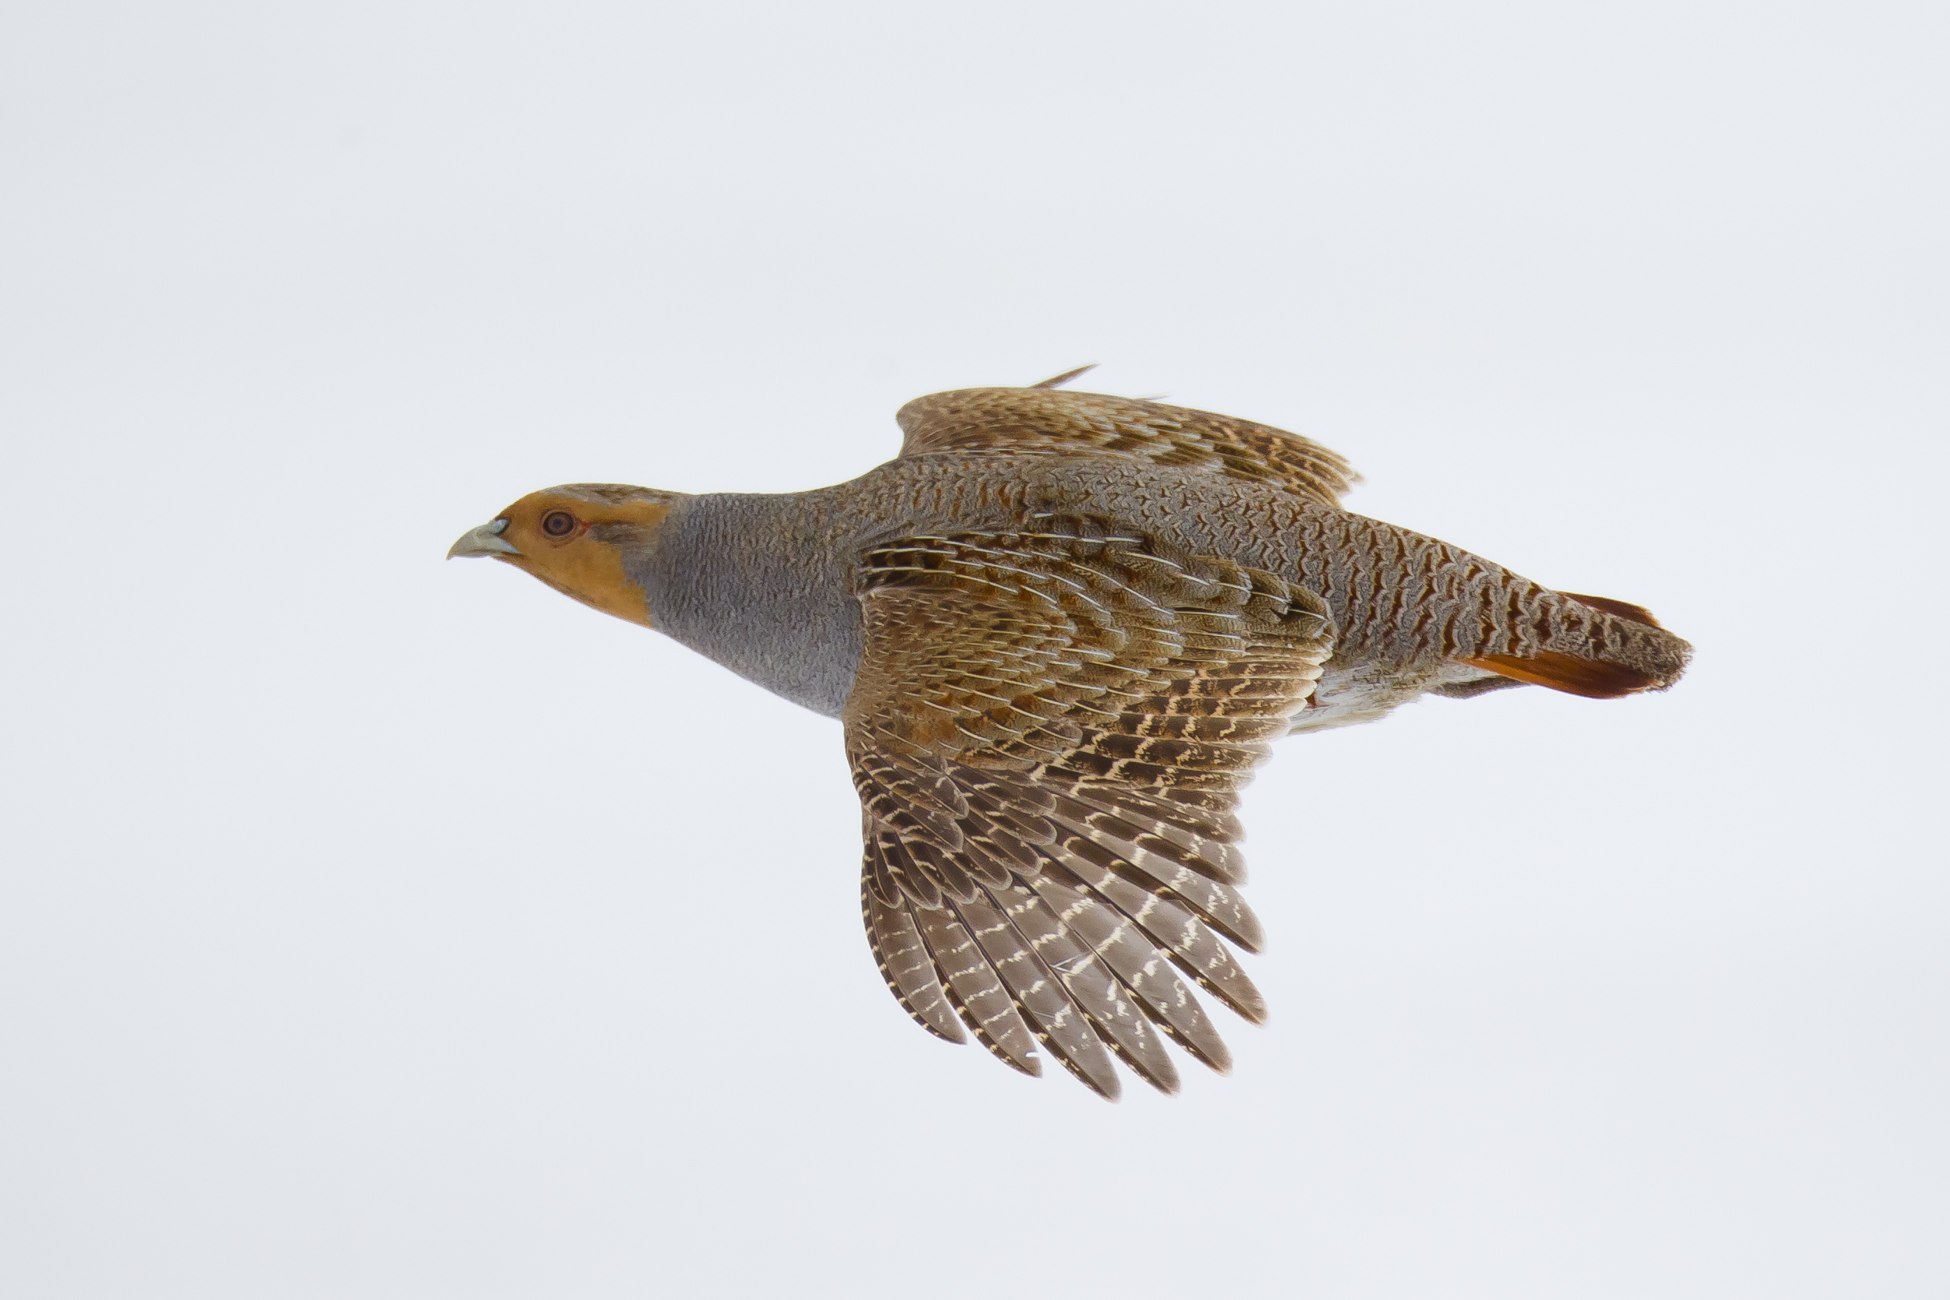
[629,490,866,719]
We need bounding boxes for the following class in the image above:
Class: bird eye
[541,509,577,538]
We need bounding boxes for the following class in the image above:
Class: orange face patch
[490,486,679,628]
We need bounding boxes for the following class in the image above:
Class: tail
[1463,591,1691,699]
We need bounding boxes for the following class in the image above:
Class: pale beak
[447,518,520,559]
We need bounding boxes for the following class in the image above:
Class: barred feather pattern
[895,387,1360,509]
[846,517,1334,1096]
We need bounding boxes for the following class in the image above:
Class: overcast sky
[4,2,1945,1297]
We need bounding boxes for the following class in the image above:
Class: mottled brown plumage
[449,372,1691,1098]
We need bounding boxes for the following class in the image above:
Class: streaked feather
[915,904,1042,1077]
[956,891,1125,1098]
[1028,873,1231,1073]
[862,879,963,1043]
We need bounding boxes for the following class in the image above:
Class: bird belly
[1290,658,1501,734]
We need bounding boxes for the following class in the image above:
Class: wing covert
[895,386,1360,508]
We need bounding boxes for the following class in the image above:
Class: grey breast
[632,491,869,719]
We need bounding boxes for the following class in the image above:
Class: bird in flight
[449,370,1691,1098]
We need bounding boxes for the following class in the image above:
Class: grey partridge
[449,373,1691,1098]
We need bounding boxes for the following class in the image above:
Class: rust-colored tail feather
[1462,650,1664,699]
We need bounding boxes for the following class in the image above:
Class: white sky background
[3,2,1945,1296]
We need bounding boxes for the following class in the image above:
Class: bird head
[447,484,687,627]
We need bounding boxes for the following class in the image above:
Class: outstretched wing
[845,516,1334,1097]
[895,384,1360,508]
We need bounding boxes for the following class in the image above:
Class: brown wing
[845,517,1334,1098]
[895,385,1360,508]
